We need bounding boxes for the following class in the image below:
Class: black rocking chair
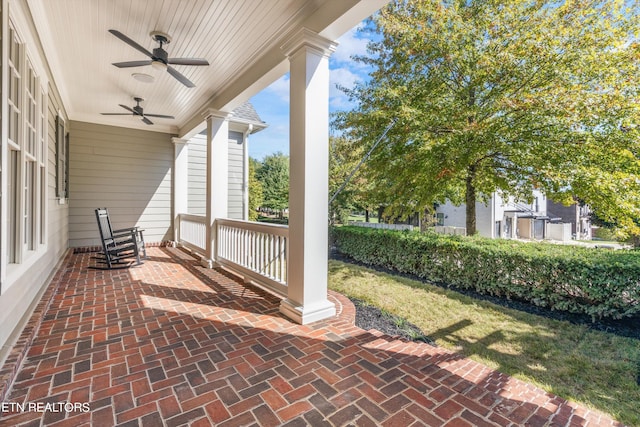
[93,208,146,269]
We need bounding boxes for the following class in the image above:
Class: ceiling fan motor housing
[152,47,168,64]
[132,97,144,115]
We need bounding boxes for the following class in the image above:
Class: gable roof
[233,102,267,127]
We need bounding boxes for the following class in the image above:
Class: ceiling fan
[101,97,174,125]
[109,29,209,88]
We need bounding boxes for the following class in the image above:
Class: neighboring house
[435,190,549,239]
[187,105,268,219]
[547,199,592,240]
[0,0,388,365]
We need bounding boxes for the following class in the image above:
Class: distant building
[434,190,551,239]
[546,199,592,240]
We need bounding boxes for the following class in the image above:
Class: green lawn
[257,214,288,225]
[328,260,640,427]
[347,214,379,223]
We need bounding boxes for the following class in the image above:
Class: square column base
[199,258,214,269]
[279,298,336,324]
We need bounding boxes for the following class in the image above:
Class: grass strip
[328,260,640,426]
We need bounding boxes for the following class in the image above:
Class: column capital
[281,28,338,58]
[171,137,189,146]
[202,108,233,121]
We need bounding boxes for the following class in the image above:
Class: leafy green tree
[335,0,640,236]
[248,157,263,221]
[329,135,369,224]
[255,152,289,216]
[329,131,409,224]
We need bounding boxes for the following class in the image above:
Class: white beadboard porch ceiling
[26,0,389,136]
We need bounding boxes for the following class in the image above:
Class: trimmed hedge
[332,226,640,320]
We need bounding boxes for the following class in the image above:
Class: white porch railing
[178,214,208,254]
[176,214,288,297]
[217,218,288,296]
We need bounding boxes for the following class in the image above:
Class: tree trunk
[465,164,477,235]
[465,86,478,236]
[365,210,370,222]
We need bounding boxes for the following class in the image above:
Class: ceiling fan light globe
[151,60,167,71]
[132,73,154,83]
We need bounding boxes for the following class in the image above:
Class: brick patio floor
[0,247,623,426]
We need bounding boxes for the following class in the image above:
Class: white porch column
[203,110,230,268]
[172,138,189,245]
[279,29,337,324]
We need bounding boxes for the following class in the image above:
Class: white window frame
[2,13,50,291]
[7,22,25,265]
[55,114,66,200]
[39,87,47,245]
[24,58,38,252]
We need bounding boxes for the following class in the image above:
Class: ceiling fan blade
[144,113,175,119]
[112,60,152,68]
[101,113,132,116]
[167,58,209,66]
[109,29,153,58]
[118,104,136,114]
[141,116,154,125]
[167,66,195,88]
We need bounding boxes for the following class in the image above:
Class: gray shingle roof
[232,101,265,125]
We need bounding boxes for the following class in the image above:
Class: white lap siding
[227,131,245,219]
[67,121,174,247]
[187,131,245,219]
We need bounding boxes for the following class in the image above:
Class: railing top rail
[217,218,289,236]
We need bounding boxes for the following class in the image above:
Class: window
[5,21,48,264]
[56,115,66,199]
[7,25,23,263]
[436,212,445,226]
[25,61,37,157]
[24,60,38,250]
[8,151,19,263]
[24,161,36,250]
[39,89,47,244]
[8,27,21,147]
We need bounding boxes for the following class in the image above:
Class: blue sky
[248,23,374,160]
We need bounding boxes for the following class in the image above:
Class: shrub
[592,227,618,241]
[331,226,640,320]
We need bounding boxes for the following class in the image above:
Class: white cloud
[264,74,290,103]
[332,26,370,65]
[329,23,378,110]
[258,26,375,111]
[249,121,290,160]
[330,67,360,109]
[249,24,380,157]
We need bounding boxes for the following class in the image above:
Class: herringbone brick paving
[0,247,623,426]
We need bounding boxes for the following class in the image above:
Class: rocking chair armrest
[113,226,139,233]
[105,230,139,247]
[110,230,138,240]
[114,227,145,238]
